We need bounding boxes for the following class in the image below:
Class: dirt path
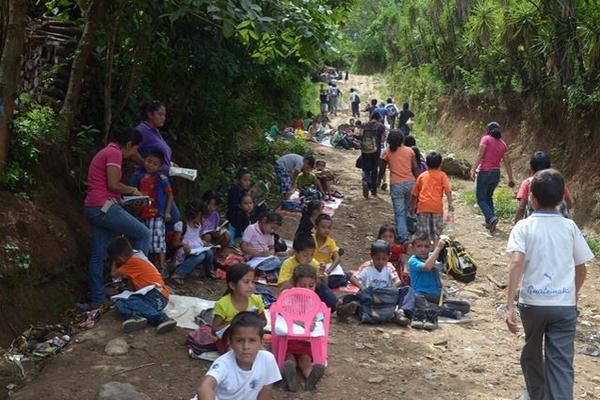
[13,75,600,400]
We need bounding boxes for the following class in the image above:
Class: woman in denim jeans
[470,122,515,233]
[83,129,151,308]
[379,131,419,243]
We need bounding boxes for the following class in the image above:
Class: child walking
[172,200,216,283]
[197,312,281,400]
[506,169,593,400]
[280,265,326,392]
[131,150,174,276]
[411,151,454,245]
[313,214,350,289]
[212,263,266,352]
[108,237,177,334]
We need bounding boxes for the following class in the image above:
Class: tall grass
[459,187,518,220]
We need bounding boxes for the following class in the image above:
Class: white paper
[110,285,156,301]
[169,166,197,181]
[247,256,276,268]
[327,264,345,276]
[189,245,219,256]
[163,295,216,330]
[122,195,150,204]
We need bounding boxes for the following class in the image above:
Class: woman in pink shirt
[470,122,515,233]
[83,129,151,308]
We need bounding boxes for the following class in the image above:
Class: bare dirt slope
[12,75,600,400]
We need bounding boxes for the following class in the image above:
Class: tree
[0,0,28,174]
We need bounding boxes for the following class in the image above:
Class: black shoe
[487,218,498,234]
[336,301,359,323]
[283,360,298,392]
[362,182,369,199]
[306,364,325,391]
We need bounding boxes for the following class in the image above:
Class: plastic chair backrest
[270,288,328,338]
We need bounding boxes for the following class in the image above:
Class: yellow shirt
[277,256,320,287]
[313,234,339,264]
[213,294,265,323]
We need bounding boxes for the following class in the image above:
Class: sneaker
[156,318,177,334]
[453,311,463,321]
[282,360,298,392]
[336,301,359,323]
[487,218,498,234]
[423,319,438,331]
[305,363,325,391]
[411,319,425,330]
[381,183,388,191]
[122,316,148,333]
[393,309,410,327]
[362,182,369,199]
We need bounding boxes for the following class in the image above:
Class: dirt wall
[433,93,600,229]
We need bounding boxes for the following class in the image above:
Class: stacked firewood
[20,17,82,109]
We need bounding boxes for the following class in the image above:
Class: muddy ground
[11,75,600,400]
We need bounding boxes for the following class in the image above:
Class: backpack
[354,93,360,103]
[356,287,399,324]
[386,104,398,118]
[360,122,379,154]
[442,239,478,283]
[186,325,217,355]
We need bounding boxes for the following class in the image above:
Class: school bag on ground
[360,122,379,154]
[442,239,478,283]
[356,286,399,324]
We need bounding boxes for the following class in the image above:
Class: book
[201,219,229,235]
[169,166,197,181]
[247,256,277,268]
[189,245,221,256]
[110,285,156,301]
[122,195,150,205]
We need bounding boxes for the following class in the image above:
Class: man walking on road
[350,88,360,118]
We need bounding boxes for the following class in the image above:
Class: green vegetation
[343,0,600,117]
[459,187,518,220]
[586,237,600,257]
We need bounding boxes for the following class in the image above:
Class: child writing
[342,240,413,325]
[313,214,350,289]
[411,151,454,245]
[196,312,281,400]
[230,193,254,244]
[377,224,409,285]
[295,155,325,200]
[108,237,177,334]
[514,151,573,223]
[200,190,231,250]
[295,200,323,238]
[212,263,266,352]
[131,150,174,276]
[280,264,326,392]
[171,200,216,284]
[241,211,285,278]
[506,169,593,400]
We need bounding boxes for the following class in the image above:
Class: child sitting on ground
[278,235,355,315]
[342,240,414,325]
[172,200,216,284]
[296,156,325,200]
[280,265,326,392]
[377,224,409,285]
[108,237,177,334]
[315,160,343,200]
[408,234,468,327]
[514,150,573,223]
[241,211,286,279]
[313,214,351,289]
[212,263,266,353]
[131,150,174,277]
[295,200,323,238]
[227,168,251,234]
[231,193,254,244]
[196,312,281,400]
[411,151,454,246]
[200,190,230,251]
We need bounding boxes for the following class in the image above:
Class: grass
[458,187,518,220]
[586,237,600,257]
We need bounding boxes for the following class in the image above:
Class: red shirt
[478,135,507,171]
[139,174,160,219]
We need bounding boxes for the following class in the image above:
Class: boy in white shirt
[506,169,593,400]
[196,312,281,400]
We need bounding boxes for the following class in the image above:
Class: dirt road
[13,75,600,400]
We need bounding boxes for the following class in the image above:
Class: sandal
[331,190,344,198]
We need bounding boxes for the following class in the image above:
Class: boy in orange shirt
[411,152,454,245]
[108,237,177,334]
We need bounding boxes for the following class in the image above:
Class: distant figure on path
[350,88,360,118]
[397,102,414,136]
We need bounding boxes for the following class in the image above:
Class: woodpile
[20,17,82,109]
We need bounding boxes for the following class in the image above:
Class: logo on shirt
[249,379,258,389]
[526,285,569,296]
[211,363,220,370]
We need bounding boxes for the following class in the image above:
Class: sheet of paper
[247,256,276,268]
[110,285,156,301]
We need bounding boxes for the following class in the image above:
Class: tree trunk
[0,0,28,175]
[59,0,107,135]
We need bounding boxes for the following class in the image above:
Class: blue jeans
[316,280,339,309]
[84,205,151,305]
[390,181,415,242]
[174,251,214,278]
[114,288,169,326]
[361,153,380,193]
[476,170,500,224]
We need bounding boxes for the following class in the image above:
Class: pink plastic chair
[270,288,331,369]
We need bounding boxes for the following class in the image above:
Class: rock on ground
[96,382,150,400]
[441,156,472,179]
[104,338,129,356]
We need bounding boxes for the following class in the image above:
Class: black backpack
[360,122,379,154]
[356,287,399,324]
[354,94,360,103]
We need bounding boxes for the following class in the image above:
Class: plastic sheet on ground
[164,295,215,330]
